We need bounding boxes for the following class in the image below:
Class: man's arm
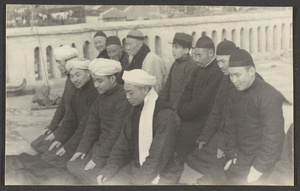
[177,69,223,120]
[99,110,135,180]
[91,97,132,167]
[48,78,75,131]
[132,109,180,184]
[198,76,227,143]
[63,91,99,154]
[159,64,173,103]
[76,97,101,154]
[252,91,285,173]
[53,94,78,144]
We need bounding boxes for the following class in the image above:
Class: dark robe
[198,77,285,185]
[176,58,223,162]
[187,73,264,174]
[40,79,98,169]
[99,98,181,185]
[116,50,130,85]
[266,123,293,185]
[67,84,132,184]
[97,49,109,59]
[31,76,77,154]
[160,54,198,110]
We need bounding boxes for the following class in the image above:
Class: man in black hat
[179,40,237,184]
[124,29,166,94]
[105,36,130,84]
[160,32,197,110]
[197,48,285,185]
[93,31,109,59]
[175,35,223,164]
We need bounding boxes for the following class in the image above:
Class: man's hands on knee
[56,147,66,156]
[84,159,96,170]
[45,133,55,141]
[97,175,107,185]
[41,128,52,136]
[224,158,237,171]
[49,141,61,151]
[70,152,86,161]
[247,166,263,183]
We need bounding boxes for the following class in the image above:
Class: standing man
[67,58,132,184]
[176,35,223,163]
[105,36,130,84]
[160,32,198,110]
[31,45,79,153]
[125,29,166,93]
[197,48,285,185]
[97,70,180,185]
[93,30,109,59]
[40,58,98,169]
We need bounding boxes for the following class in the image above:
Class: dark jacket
[186,73,265,174]
[224,77,285,174]
[175,58,223,160]
[76,84,132,167]
[117,50,130,85]
[160,54,198,110]
[97,49,109,59]
[47,76,76,131]
[53,79,98,155]
[266,123,293,185]
[100,98,180,184]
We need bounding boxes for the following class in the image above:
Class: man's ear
[184,48,190,54]
[209,49,215,57]
[249,66,256,76]
[110,75,116,83]
[86,70,91,77]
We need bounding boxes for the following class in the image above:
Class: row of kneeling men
[5,29,293,185]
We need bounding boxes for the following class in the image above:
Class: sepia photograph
[4,4,293,186]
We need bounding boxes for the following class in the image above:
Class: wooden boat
[6,79,36,97]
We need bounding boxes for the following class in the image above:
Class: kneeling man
[97,69,180,185]
[67,58,132,184]
[197,48,285,185]
[40,58,98,168]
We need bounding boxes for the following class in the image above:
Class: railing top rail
[6,10,292,37]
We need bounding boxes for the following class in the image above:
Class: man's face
[125,38,142,57]
[194,48,213,67]
[172,44,188,60]
[216,55,230,75]
[106,44,123,61]
[55,59,67,74]
[93,36,106,53]
[92,74,115,94]
[124,83,147,106]
[228,66,255,91]
[69,68,90,89]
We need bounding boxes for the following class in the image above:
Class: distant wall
[6,10,292,88]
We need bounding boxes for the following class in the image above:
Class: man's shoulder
[144,52,163,62]
[255,78,284,102]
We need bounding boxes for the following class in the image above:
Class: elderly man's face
[125,38,142,57]
[69,68,90,89]
[106,44,123,61]
[124,83,147,106]
[93,36,106,53]
[55,59,67,74]
[216,55,230,75]
[228,66,256,91]
[92,74,116,95]
[194,48,214,67]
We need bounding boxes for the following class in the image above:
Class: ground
[5,59,293,156]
